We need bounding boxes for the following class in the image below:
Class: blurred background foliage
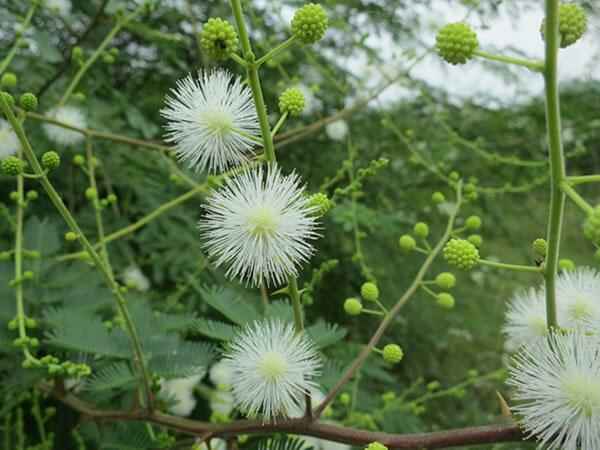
[1,0,599,449]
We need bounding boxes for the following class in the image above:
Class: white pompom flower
[161,69,260,173]
[42,106,86,146]
[325,120,348,141]
[122,265,150,292]
[0,119,19,158]
[223,319,321,421]
[45,0,71,16]
[556,267,600,330]
[508,331,600,450]
[503,287,553,352]
[199,164,319,287]
[159,374,203,416]
[209,359,234,388]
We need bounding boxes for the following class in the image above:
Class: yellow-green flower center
[561,373,600,417]
[258,351,288,381]
[203,110,233,136]
[527,316,548,337]
[248,206,279,236]
[569,296,593,320]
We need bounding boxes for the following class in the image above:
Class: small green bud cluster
[1,156,24,176]
[465,215,481,231]
[436,23,478,65]
[1,91,15,108]
[344,297,362,316]
[26,190,38,201]
[443,238,479,270]
[435,272,456,289]
[13,335,39,349]
[414,222,429,238]
[19,92,38,111]
[541,3,587,48]
[339,392,351,406]
[382,343,404,364]
[583,205,600,245]
[360,282,379,302]
[532,238,547,257]
[432,191,446,204]
[42,151,60,170]
[291,4,328,44]
[467,234,482,247]
[65,231,78,241]
[559,258,575,271]
[365,442,388,450]
[1,72,17,89]
[279,87,305,116]
[398,234,416,252]
[436,292,455,309]
[308,192,333,216]
[200,18,239,60]
[72,154,85,166]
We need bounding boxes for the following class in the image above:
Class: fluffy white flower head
[325,120,348,142]
[503,287,552,352]
[161,69,260,173]
[0,119,19,158]
[123,265,150,292]
[556,267,600,329]
[199,164,319,287]
[223,320,321,421]
[45,0,71,16]
[159,374,203,416]
[209,359,234,388]
[508,331,600,450]
[42,106,86,146]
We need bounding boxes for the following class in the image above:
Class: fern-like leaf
[191,283,260,325]
[306,321,347,349]
[188,318,239,341]
[84,362,136,392]
[256,436,308,450]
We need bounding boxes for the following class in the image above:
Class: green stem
[0,97,154,411]
[542,0,565,330]
[288,276,304,333]
[566,175,600,186]
[479,259,543,273]
[230,0,276,162]
[255,36,297,67]
[560,181,594,215]
[271,112,288,138]
[0,3,38,76]
[473,50,544,72]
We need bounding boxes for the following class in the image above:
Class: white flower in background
[159,374,202,416]
[199,164,319,287]
[161,69,260,173]
[508,331,600,450]
[210,390,235,416]
[0,119,19,158]
[325,120,348,141]
[209,359,234,388]
[436,201,456,217]
[122,265,150,292]
[45,0,71,16]
[300,436,351,450]
[503,288,551,352]
[556,267,600,330]
[296,84,321,116]
[223,319,321,421]
[42,106,86,146]
[194,439,227,450]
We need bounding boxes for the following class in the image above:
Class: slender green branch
[479,259,542,273]
[0,96,154,411]
[256,36,297,67]
[288,276,304,333]
[0,2,38,76]
[566,175,600,186]
[473,50,544,72]
[230,53,248,67]
[271,112,288,138]
[560,181,594,215]
[542,0,565,329]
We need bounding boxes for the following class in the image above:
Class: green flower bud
[541,3,587,48]
[427,380,441,391]
[436,292,455,309]
[443,238,479,270]
[0,91,15,108]
[102,53,115,64]
[381,391,396,403]
[200,18,239,60]
[435,272,456,289]
[19,92,38,111]
[344,297,362,316]
[559,258,575,271]
[360,282,379,302]
[583,205,600,245]
[9,191,19,202]
[449,171,460,181]
[382,344,404,364]
[73,92,86,102]
[414,222,429,238]
[398,234,416,252]
[365,442,387,450]
[1,156,24,175]
[532,238,547,257]
[65,231,78,241]
[23,270,34,280]
[85,187,97,200]
[107,193,117,204]
[0,251,11,261]
[436,23,478,65]
[339,393,351,405]
[72,46,83,61]
[279,87,305,116]
[42,151,60,170]
[26,190,38,201]
[465,215,482,230]
[432,191,445,204]
[467,234,482,247]
[0,72,17,89]
[308,192,333,216]
[72,154,85,166]
[291,3,328,44]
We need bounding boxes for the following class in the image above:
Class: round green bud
[1,156,24,176]
[381,391,396,403]
[398,234,416,252]
[291,3,328,44]
[107,193,117,204]
[65,231,78,241]
[365,442,387,450]
[465,215,482,230]
[559,258,575,271]
[0,72,17,89]
[467,234,482,247]
[25,317,37,328]
[344,297,362,316]
[110,48,120,57]
[436,292,455,309]
[72,46,83,61]
[19,92,38,111]
[435,272,456,289]
[23,270,34,280]
[200,18,239,60]
[308,192,332,216]
[102,53,115,64]
[279,87,305,116]
[443,238,479,270]
[85,187,97,200]
[414,222,429,238]
[541,3,587,48]
[41,151,60,170]
[26,190,38,201]
[360,282,379,302]
[449,171,460,181]
[436,22,478,65]
[1,91,15,108]
[583,205,600,245]
[72,154,85,166]
[382,344,404,364]
[339,393,351,406]
[427,380,441,391]
[9,191,18,201]
[532,238,547,257]
[0,251,11,261]
[73,92,86,102]
[432,191,445,204]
